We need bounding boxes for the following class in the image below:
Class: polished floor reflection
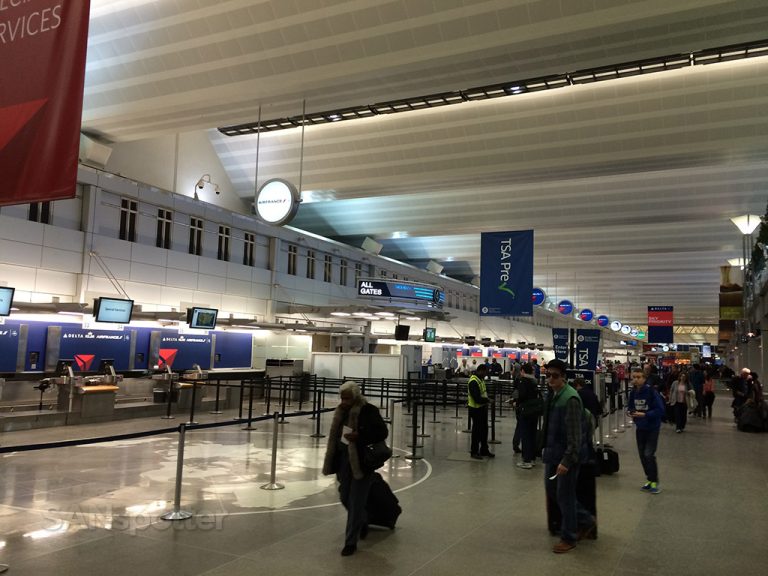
[0,396,766,576]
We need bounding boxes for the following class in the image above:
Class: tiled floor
[0,396,765,576]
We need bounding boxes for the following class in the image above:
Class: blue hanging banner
[575,329,601,371]
[480,230,533,317]
[552,328,569,362]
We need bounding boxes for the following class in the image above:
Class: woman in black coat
[322,381,388,556]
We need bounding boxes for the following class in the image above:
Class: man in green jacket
[467,363,495,459]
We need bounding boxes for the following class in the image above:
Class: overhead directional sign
[357,279,444,308]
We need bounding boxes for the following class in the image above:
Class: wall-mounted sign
[636,330,646,339]
[557,300,574,315]
[596,315,610,327]
[255,179,301,225]
[620,324,632,335]
[357,279,444,308]
[610,320,622,331]
[630,328,639,337]
[579,309,594,322]
[532,287,546,306]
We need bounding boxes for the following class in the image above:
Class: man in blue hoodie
[628,368,665,494]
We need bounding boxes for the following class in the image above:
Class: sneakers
[553,540,575,554]
[516,461,533,469]
[641,482,652,491]
[480,451,496,458]
[649,482,661,494]
[470,453,484,460]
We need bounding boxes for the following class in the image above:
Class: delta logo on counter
[74,354,95,372]
[158,349,178,368]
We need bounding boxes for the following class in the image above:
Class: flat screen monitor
[94,297,134,323]
[187,307,218,330]
[394,324,410,341]
[423,327,436,342]
[0,286,14,316]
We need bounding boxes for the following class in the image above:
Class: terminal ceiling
[82,1,768,327]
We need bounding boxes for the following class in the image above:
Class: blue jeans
[635,428,659,483]
[544,462,593,544]
[336,448,374,547]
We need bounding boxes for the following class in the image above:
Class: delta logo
[74,354,95,371]
[158,349,178,368]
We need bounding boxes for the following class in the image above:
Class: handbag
[362,440,392,469]
[518,397,545,418]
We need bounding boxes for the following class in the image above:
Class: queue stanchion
[237,379,245,420]
[187,381,199,425]
[452,383,462,419]
[161,372,175,420]
[243,378,256,430]
[210,378,222,414]
[309,375,318,420]
[263,375,273,416]
[405,381,416,428]
[461,383,471,433]
[310,381,325,439]
[405,401,423,460]
[389,399,400,459]
[489,381,501,445]
[380,377,386,413]
[161,423,193,521]
[417,386,430,438]
[430,382,441,424]
[279,376,288,424]
[260,412,285,491]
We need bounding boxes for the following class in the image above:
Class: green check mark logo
[498,282,515,298]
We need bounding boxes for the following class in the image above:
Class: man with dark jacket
[542,359,594,554]
[516,363,541,469]
[628,368,665,494]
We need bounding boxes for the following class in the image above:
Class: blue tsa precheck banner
[480,230,533,317]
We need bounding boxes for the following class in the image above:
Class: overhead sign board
[357,279,444,309]
[255,178,300,225]
[579,309,594,322]
[479,230,534,317]
[532,287,546,306]
[557,300,574,315]
[596,315,610,327]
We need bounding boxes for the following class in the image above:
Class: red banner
[0,1,91,206]
[648,306,674,326]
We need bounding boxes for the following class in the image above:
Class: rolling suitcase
[595,447,620,475]
[367,472,402,529]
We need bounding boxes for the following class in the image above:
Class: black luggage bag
[546,462,598,538]
[595,447,620,475]
[367,472,402,529]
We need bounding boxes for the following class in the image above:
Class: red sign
[0,1,91,206]
[158,349,178,368]
[74,354,95,372]
[648,306,674,326]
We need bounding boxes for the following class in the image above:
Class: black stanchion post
[418,386,430,438]
[243,378,256,430]
[309,375,318,419]
[237,379,245,420]
[187,381,199,425]
[162,374,175,419]
[279,376,288,424]
[453,382,462,419]
[210,378,222,414]
[489,380,501,445]
[310,378,326,438]
[430,382,441,424]
[405,401,423,460]
[264,375,272,415]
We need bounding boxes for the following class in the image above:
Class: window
[189,217,203,256]
[306,250,316,279]
[119,198,137,242]
[340,259,348,286]
[392,273,398,279]
[379,269,387,278]
[324,255,332,282]
[156,209,172,249]
[243,232,255,266]
[287,245,297,275]
[29,201,51,224]
[355,263,362,282]
[217,225,230,261]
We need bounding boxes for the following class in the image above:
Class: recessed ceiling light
[405,316,420,321]
[352,312,370,317]
[375,312,395,316]
[331,312,351,317]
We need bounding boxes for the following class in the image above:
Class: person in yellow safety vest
[467,363,495,459]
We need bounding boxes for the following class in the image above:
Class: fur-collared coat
[322,399,388,480]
